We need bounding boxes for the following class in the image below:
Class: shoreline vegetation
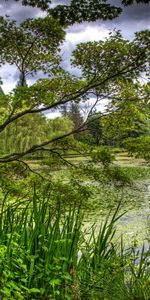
[0,153,150,299]
[0,190,149,300]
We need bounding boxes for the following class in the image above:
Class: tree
[100,81,150,145]
[71,31,149,145]
[0,113,46,155]
[68,103,83,134]
[4,1,150,24]
[5,0,51,10]
[0,9,149,165]
[69,103,83,130]
[61,104,68,118]
[86,112,103,146]
[0,113,74,157]
[0,16,65,80]
[17,72,28,87]
[72,31,149,81]
[123,136,150,161]
[49,0,150,26]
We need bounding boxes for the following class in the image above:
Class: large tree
[100,81,150,141]
[0,25,149,165]
[86,112,103,146]
[4,0,150,24]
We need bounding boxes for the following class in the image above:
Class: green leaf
[49,278,61,287]
[29,288,41,293]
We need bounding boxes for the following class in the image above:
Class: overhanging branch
[0,55,144,133]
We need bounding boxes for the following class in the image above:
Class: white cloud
[84,98,109,114]
[1,64,17,94]
[66,24,109,45]
[0,1,45,20]
[45,112,62,119]
[61,24,109,76]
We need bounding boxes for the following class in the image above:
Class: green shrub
[91,146,115,167]
[106,165,133,186]
[124,136,150,161]
[42,154,67,170]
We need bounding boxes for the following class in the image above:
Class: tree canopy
[4,0,150,25]
[0,0,149,167]
[0,27,149,163]
[0,16,65,78]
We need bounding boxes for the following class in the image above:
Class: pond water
[85,179,150,248]
[117,183,150,247]
[57,162,150,247]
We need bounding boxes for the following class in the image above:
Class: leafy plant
[0,191,149,299]
[124,136,150,162]
[91,146,115,167]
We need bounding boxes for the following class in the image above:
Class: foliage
[86,113,103,146]
[5,0,51,10]
[0,113,47,155]
[91,146,115,167]
[0,16,65,77]
[100,81,150,145]
[124,136,150,161]
[5,0,150,15]
[68,103,83,130]
[67,103,84,140]
[0,28,149,165]
[105,165,133,186]
[72,32,149,81]
[49,0,122,26]
[0,2,150,299]
[0,193,149,299]
[0,196,82,299]
[0,114,74,159]
[48,0,150,26]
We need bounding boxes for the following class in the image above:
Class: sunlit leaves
[72,31,149,83]
[0,113,74,156]
[124,136,150,161]
[0,93,13,124]
[0,26,149,163]
[0,16,65,77]
[11,71,86,114]
[101,81,149,141]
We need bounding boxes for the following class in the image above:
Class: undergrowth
[0,190,149,299]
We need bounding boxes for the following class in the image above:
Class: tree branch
[14,159,45,179]
[0,56,143,133]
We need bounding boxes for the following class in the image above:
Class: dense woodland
[0,0,150,299]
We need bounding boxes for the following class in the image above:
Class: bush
[91,146,115,167]
[105,165,133,186]
[124,136,150,161]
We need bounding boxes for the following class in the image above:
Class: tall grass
[0,190,149,299]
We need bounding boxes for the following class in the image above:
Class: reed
[0,190,149,299]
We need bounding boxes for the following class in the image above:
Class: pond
[51,161,150,247]
[117,182,150,248]
[84,169,150,248]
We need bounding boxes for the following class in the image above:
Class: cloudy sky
[0,0,149,116]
